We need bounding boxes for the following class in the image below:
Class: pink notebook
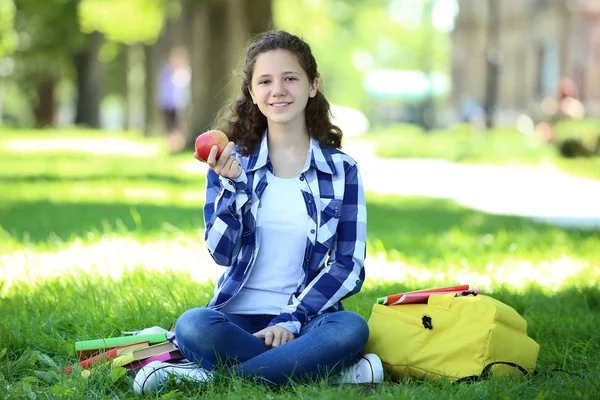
[125,350,185,369]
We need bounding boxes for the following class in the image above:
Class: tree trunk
[74,31,103,128]
[185,0,223,146]
[32,79,56,127]
[122,44,131,131]
[184,0,273,148]
[245,0,274,34]
[484,0,501,130]
[419,0,436,132]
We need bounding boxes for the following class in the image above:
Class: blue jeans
[174,308,369,384]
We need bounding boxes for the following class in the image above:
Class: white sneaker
[123,326,175,340]
[335,353,384,384]
[133,361,212,395]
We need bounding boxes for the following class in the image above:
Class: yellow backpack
[364,293,540,382]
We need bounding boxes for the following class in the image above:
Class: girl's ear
[309,78,319,98]
[249,86,257,104]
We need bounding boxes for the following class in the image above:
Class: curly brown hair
[215,30,343,156]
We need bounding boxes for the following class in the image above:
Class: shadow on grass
[0,200,205,243]
[0,153,203,185]
[0,174,199,186]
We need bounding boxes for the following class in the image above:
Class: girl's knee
[317,311,369,354]
[337,311,369,345]
[175,308,222,343]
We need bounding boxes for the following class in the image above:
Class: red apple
[195,130,229,162]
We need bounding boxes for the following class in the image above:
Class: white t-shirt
[221,176,308,315]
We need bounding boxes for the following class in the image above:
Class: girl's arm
[269,163,366,335]
[203,167,251,266]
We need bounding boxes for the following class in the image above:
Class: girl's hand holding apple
[194,131,242,179]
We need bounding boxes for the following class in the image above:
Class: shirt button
[299,176,305,181]
[310,229,315,234]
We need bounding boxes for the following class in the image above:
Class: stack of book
[64,331,185,373]
[377,283,481,306]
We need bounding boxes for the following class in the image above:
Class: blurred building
[451,0,600,124]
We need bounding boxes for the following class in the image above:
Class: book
[125,349,185,369]
[75,332,169,361]
[63,341,150,373]
[111,341,178,368]
[380,289,481,306]
[377,284,471,305]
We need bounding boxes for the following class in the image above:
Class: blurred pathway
[343,141,600,230]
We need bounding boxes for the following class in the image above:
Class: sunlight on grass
[365,252,598,293]
[2,239,597,298]
[0,137,161,157]
[179,159,209,175]
[0,237,222,296]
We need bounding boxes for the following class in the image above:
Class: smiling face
[249,49,318,132]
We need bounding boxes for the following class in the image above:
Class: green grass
[1,128,599,399]
[349,122,600,180]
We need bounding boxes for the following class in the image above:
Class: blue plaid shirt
[203,133,366,335]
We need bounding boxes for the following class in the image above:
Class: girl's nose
[272,79,286,96]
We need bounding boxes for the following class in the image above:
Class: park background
[0,0,599,399]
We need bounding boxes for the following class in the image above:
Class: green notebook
[75,332,168,360]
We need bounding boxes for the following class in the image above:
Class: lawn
[0,129,598,399]
[347,122,600,181]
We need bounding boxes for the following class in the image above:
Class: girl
[134,30,382,395]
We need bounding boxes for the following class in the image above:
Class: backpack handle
[428,291,478,309]
[455,361,530,383]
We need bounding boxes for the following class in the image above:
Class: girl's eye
[258,80,270,85]
[285,76,298,81]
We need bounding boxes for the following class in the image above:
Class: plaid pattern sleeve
[269,160,367,335]
[203,167,251,266]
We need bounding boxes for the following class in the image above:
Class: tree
[418,0,436,131]
[183,0,273,147]
[78,0,169,129]
[9,0,170,128]
[73,31,103,128]
[11,0,86,126]
[484,0,501,129]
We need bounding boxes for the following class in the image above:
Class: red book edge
[388,289,481,305]
[64,341,149,373]
[124,350,185,369]
[378,284,470,305]
[404,284,470,295]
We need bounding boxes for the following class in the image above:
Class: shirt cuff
[273,321,300,336]
[218,170,248,192]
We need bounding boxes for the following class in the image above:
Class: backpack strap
[454,361,530,384]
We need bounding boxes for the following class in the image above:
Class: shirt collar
[306,137,337,175]
[245,132,270,172]
[245,131,337,176]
